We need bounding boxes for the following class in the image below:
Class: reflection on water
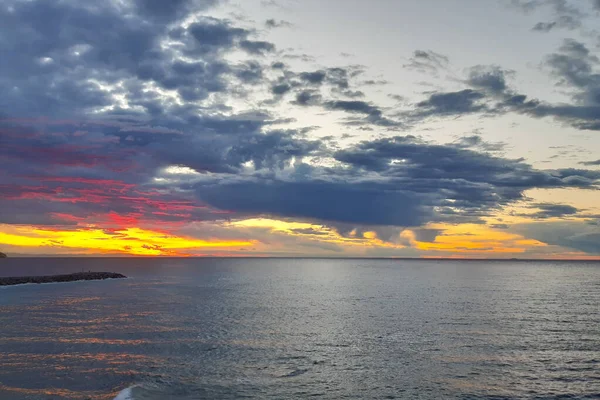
[0,258,599,399]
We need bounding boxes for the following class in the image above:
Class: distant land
[0,252,7,258]
[0,272,127,286]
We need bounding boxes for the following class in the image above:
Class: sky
[1,0,600,258]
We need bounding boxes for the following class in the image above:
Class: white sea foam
[113,386,135,400]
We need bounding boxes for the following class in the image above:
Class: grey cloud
[271,83,292,95]
[362,79,389,86]
[234,61,265,83]
[412,228,443,243]
[580,159,600,165]
[297,68,353,89]
[532,15,580,32]
[511,0,586,31]
[265,19,292,28]
[512,221,600,254]
[485,40,600,131]
[299,71,327,85]
[404,50,449,75]
[197,180,429,227]
[490,223,509,229]
[292,90,322,106]
[324,100,380,115]
[239,40,276,55]
[415,89,486,117]
[324,101,401,127]
[453,135,505,152]
[338,90,365,98]
[188,134,600,231]
[528,202,580,219]
[134,0,219,22]
[467,65,511,94]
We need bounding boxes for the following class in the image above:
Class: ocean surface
[0,258,599,399]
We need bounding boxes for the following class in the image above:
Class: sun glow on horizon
[0,224,254,256]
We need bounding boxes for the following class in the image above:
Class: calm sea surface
[0,258,599,399]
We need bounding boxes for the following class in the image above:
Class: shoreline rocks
[0,272,127,286]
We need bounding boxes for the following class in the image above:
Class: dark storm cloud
[191,135,600,229]
[197,180,429,226]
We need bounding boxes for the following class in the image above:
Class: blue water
[0,258,599,399]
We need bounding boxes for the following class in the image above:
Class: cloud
[527,202,580,219]
[265,19,293,28]
[292,90,322,105]
[467,65,512,94]
[404,50,449,75]
[511,0,586,32]
[452,135,505,152]
[512,221,600,254]
[412,228,443,243]
[299,70,327,85]
[580,159,600,166]
[1,0,600,257]
[324,100,401,127]
[532,16,580,32]
[415,89,487,117]
[239,40,276,55]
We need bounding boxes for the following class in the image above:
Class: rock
[0,272,127,286]
[0,252,7,258]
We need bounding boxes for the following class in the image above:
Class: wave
[114,386,135,400]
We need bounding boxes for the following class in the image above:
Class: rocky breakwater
[0,272,127,286]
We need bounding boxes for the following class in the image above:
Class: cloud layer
[1,0,599,257]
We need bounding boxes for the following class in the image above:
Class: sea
[0,258,599,399]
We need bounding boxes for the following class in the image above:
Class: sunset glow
[0,225,254,256]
